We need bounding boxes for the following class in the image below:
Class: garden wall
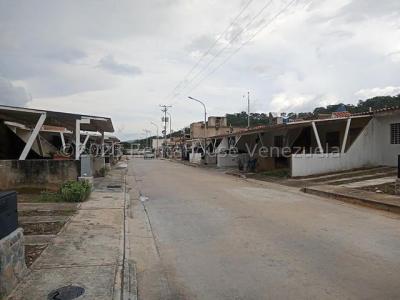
[0,160,80,191]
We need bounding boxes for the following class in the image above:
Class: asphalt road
[130,159,400,300]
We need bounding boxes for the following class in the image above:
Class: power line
[165,0,255,102]
[184,0,298,95]
[170,0,275,102]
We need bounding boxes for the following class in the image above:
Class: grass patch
[18,181,92,203]
[19,209,76,217]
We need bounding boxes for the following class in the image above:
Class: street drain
[47,285,85,300]
[107,185,122,189]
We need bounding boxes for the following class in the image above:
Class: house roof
[352,106,400,116]
[0,105,114,133]
[332,111,351,118]
[207,114,372,139]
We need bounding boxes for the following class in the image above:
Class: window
[391,123,400,144]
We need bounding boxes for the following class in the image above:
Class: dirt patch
[25,244,48,267]
[21,221,65,235]
[360,182,397,195]
[18,209,76,217]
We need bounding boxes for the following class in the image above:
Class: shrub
[59,180,92,202]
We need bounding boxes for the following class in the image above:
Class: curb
[225,171,247,179]
[302,187,400,214]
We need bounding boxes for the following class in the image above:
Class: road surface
[128,159,400,300]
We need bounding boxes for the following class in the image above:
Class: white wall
[151,138,168,150]
[189,153,202,164]
[291,114,400,176]
[217,153,249,168]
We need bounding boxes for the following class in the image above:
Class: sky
[0,0,399,140]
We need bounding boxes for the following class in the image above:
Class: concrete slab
[24,235,56,245]
[80,191,124,210]
[299,166,394,182]
[33,206,123,269]
[9,265,117,300]
[303,184,400,214]
[341,176,396,188]
[10,173,126,300]
[324,172,396,185]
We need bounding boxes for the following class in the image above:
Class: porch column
[19,113,46,160]
[341,118,352,154]
[60,132,66,150]
[75,118,91,160]
[101,131,105,157]
[80,134,90,155]
[75,120,80,160]
[311,121,324,154]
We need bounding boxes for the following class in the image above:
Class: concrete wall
[217,153,249,168]
[291,114,400,176]
[204,154,217,165]
[0,160,80,191]
[93,157,105,177]
[189,153,202,164]
[0,228,27,298]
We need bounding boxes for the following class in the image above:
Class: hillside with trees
[227,94,400,127]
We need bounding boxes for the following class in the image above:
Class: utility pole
[150,122,159,158]
[159,105,172,158]
[167,112,172,137]
[247,91,250,128]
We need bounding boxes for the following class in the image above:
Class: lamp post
[150,122,159,158]
[188,96,207,155]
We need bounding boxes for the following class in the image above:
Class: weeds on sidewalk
[60,181,92,202]
[38,181,92,203]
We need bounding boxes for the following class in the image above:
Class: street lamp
[187,96,207,155]
[150,122,159,158]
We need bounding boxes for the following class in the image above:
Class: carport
[0,105,114,160]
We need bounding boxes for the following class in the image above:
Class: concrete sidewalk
[9,171,127,300]
[303,184,400,214]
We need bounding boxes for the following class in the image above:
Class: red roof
[332,111,351,118]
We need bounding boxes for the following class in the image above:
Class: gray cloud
[339,0,400,20]
[0,78,30,106]
[98,55,142,77]
[43,48,87,64]
[0,0,400,139]
[186,35,217,54]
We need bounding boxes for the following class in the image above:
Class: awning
[0,105,114,133]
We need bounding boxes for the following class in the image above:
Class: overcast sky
[0,0,399,140]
